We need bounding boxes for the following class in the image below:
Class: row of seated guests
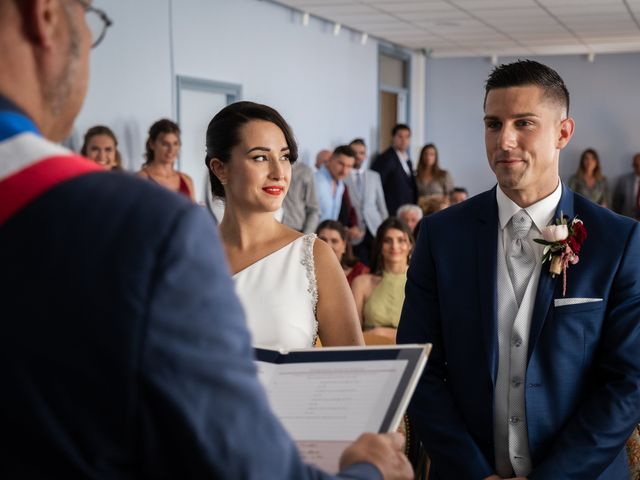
[311,132,465,268]
[79,114,443,350]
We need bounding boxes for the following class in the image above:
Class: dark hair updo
[205,101,298,198]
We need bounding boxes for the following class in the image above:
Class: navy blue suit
[370,147,417,216]
[0,114,380,477]
[397,185,640,479]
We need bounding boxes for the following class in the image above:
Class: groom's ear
[557,117,575,150]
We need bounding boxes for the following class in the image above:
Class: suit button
[509,416,521,424]
[512,336,522,347]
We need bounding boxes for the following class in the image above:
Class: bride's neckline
[231,234,307,276]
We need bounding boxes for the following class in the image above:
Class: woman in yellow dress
[351,217,414,343]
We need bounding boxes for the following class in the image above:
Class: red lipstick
[262,186,284,196]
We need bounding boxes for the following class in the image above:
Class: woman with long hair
[568,148,609,207]
[81,125,122,171]
[316,220,369,285]
[137,119,195,201]
[415,143,453,199]
[351,217,414,343]
[206,101,363,349]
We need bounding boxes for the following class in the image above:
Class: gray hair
[397,204,423,219]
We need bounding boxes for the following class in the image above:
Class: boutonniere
[534,213,587,296]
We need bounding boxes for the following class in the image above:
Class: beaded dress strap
[300,233,319,345]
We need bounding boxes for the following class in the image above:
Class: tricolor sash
[0,153,104,225]
[0,112,104,225]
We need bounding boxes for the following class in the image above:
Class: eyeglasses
[76,1,113,48]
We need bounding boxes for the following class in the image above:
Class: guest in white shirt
[315,145,355,222]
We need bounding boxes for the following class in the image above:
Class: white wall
[75,0,173,170]
[424,53,640,196]
[74,0,381,176]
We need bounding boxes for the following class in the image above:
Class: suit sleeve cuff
[336,462,382,480]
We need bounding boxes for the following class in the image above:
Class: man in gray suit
[345,138,389,265]
[612,152,640,220]
[282,161,320,233]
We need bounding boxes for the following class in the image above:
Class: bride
[206,101,364,349]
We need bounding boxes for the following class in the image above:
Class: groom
[397,60,640,479]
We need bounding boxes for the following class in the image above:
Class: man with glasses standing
[0,2,411,479]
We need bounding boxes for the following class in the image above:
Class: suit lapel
[527,183,574,361]
[476,188,500,384]
[390,148,413,184]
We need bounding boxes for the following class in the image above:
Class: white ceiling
[272,0,640,58]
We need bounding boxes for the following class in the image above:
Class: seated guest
[315,145,355,222]
[397,204,423,234]
[612,152,640,220]
[317,220,370,285]
[415,143,453,199]
[137,119,195,201]
[351,218,414,343]
[207,102,363,349]
[568,148,609,206]
[418,195,450,216]
[80,125,122,170]
[450,186,469,204]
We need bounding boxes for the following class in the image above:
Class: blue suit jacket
[371,147,417,216]
[0,128,380,477]
[397,185,640,480]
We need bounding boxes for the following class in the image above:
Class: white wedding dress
[233,234,319,349]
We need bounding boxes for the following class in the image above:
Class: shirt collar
[319,165,341,184]
[395,149,408,162]
[0,94,40,141]
[496,180,562,233]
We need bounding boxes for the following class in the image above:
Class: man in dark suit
[0,1,411,479]
[398,60,640,479]
[612,152,640,220]
[371,124,417,216]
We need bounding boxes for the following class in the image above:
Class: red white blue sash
[0,124,103,225]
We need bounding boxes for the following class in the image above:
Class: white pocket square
[554,298,603,307]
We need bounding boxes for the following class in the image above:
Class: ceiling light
[587,52,595,63]
[360,33,368,45]
[333,23,341,36]
[490,54,498,66]
[301,12,310,27]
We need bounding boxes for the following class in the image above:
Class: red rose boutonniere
[534,213,587,296]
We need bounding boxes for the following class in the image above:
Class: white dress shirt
[395,149,411,176]
[493,180,562,477]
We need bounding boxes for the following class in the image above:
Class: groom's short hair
[484,59,570,116]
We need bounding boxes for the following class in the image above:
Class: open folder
[254,344,431,473]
